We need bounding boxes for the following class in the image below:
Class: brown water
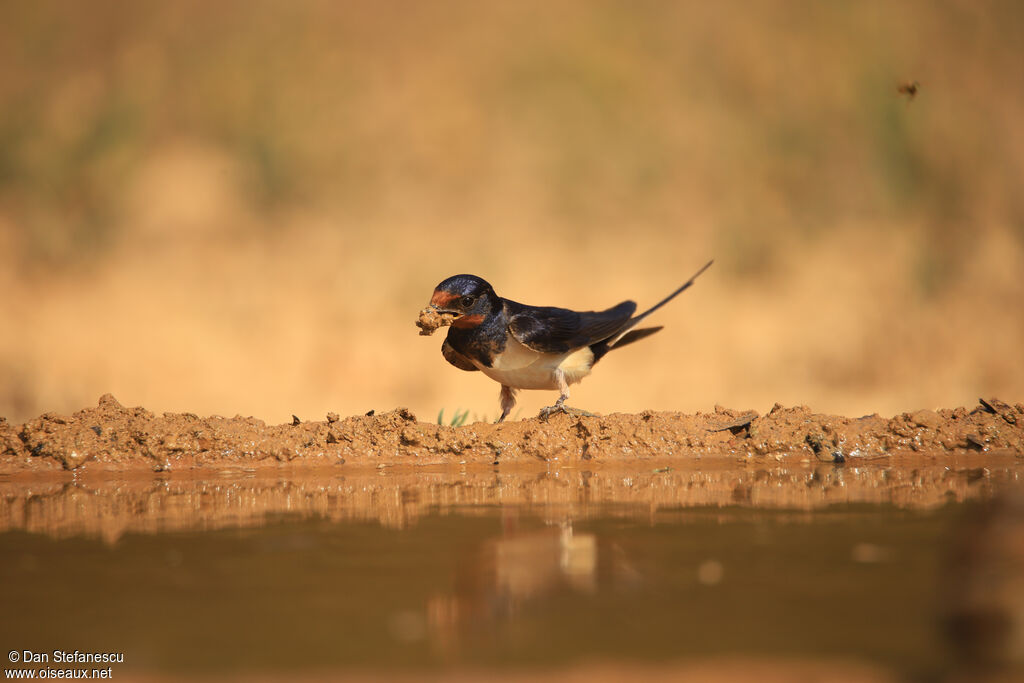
[1,460,1022,681]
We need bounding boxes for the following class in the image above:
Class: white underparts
[473,333,595,391]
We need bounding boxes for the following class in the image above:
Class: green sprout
[437,408,470,427]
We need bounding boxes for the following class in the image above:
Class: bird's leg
[539,370,571,420]
[539,370,596,421]
[497,385,517,423]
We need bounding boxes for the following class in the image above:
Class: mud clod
[1,419,23,457]
[97,394,124,410]
[416,307,458,336]
[979,397,1018,426]
[399,427,421,446]
[711,410,759,435]
[910,409,942,429]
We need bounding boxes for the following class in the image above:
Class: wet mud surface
[1,394,1021,475]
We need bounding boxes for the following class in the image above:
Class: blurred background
[1,0,1022,425]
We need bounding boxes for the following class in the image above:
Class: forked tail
[606,259,713,348]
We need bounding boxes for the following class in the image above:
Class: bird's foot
[538,404,595,422]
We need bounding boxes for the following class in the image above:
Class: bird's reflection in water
[427,510,639,650]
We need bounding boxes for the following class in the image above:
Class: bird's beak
[429,290,461,314]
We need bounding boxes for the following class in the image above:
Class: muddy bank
[0,394,1021,475]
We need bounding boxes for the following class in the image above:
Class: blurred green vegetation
[1,0,1023,283]
[436,407,470,427]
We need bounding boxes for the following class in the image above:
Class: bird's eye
[460,295,475,307]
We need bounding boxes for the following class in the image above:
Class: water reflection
[0,456,1017,542]
[0,459,1021,680]
[428,515,637,654]
[941,486,1024,674]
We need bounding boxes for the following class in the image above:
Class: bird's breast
[473,334,595,390]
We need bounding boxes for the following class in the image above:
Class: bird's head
[429,274,498,328]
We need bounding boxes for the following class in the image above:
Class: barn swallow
[424,260,713,422]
